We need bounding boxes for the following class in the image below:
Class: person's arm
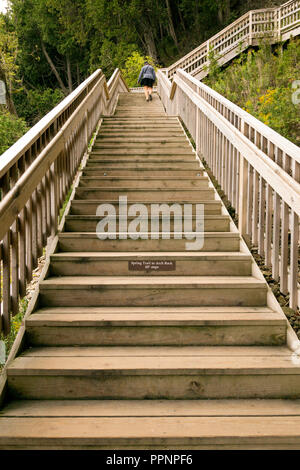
[138,67,144,84]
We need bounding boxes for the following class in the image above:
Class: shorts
[141,78,154,87]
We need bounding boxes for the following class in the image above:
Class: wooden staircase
[1,92,300,449]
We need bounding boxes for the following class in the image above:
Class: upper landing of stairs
[0,92,299,450]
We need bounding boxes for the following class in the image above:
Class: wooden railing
[167,0,300,80]
[0,68,128,335]
[157,68,300,310]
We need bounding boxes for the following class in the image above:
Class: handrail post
[195,86,200,155]
[238,120,250,245]
[249,11,253,45]
[277,4,282,40]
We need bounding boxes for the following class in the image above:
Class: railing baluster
[280,202,289,294]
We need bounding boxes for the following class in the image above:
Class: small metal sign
[0,80,6,105]
[128,260,176,271]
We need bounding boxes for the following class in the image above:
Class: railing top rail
[281,0,300,7]
[176,68,300,164]
[107,68,130,92]
[0,69,103,179]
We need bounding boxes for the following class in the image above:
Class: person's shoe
[146,97,149,101]
[149,95,152,101]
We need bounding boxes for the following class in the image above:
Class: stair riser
[82,170,204,177]
[26,325,286,347]
[8,373,300,400]
[89,151,193,157]
[96,138,188,143]
[74,189,215,201]
[64,219,229,233]
[93,143,190,149]
[39,287,267,308]
[49,258,250,277]
[70,202,222,216]
[78,179,209,189]
[97,132,184,137]
[85,161,200,169]
[114,112,164,115]
[57,236,240,252]
[101,124,181,129]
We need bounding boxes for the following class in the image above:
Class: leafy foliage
[205,39,300,145]
[0,109,28,154]
[14,87,64,125]
[122,52,157,87]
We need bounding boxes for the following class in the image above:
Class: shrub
[205,39,300,145]
[0,109,28,155]
[15,88,64,125]
[122,51,157,88]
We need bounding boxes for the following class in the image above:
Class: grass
[0,298,28,370]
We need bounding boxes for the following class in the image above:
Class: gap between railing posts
[157,67,300,310]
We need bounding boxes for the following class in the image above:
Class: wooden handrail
[166,0,300,80]
[157,68,300,310]
[178,69,300,169]
[0,70,102,178]
[0,68,129,335]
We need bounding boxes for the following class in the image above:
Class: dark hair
[144,61,149,65]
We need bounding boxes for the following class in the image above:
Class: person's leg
[148,86,153,100]
[144,86,149,101]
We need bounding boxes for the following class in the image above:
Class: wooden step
[3,398,300,449]
[78,176,209,189]
[89,149,193,157]
[50,252,249,276]
[93,142,191,149]
[85,160,201,168]
[25,306,286,346]
[74,187,215,201]
[38,276,267,307]
[102,118,178,123]
[57,232,240,252]
[70,200,222,215]
[97,131,185,137]
[63,215,230,233]
[82,168,204,177]
[7,346,299,400]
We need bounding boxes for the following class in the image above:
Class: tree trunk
[66,56,73,93]
[165,0,178,47]
[177,4,186,31]
[217,0,231,24]
[144,29,158,61]
[41,41,68,95]
[76,63,80,87]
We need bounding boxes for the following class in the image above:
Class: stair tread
[58,232,238,238]
[26,310,285,326]
[40,276,265,288]
[2,398,300,417]
[26,305,277,314]
[2,416,300,446]
[12,345,291,357]
[7,345,299,375]
[50,251,249,260]
[79,176,207,180]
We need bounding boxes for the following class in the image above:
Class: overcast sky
[0,0,8,14]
